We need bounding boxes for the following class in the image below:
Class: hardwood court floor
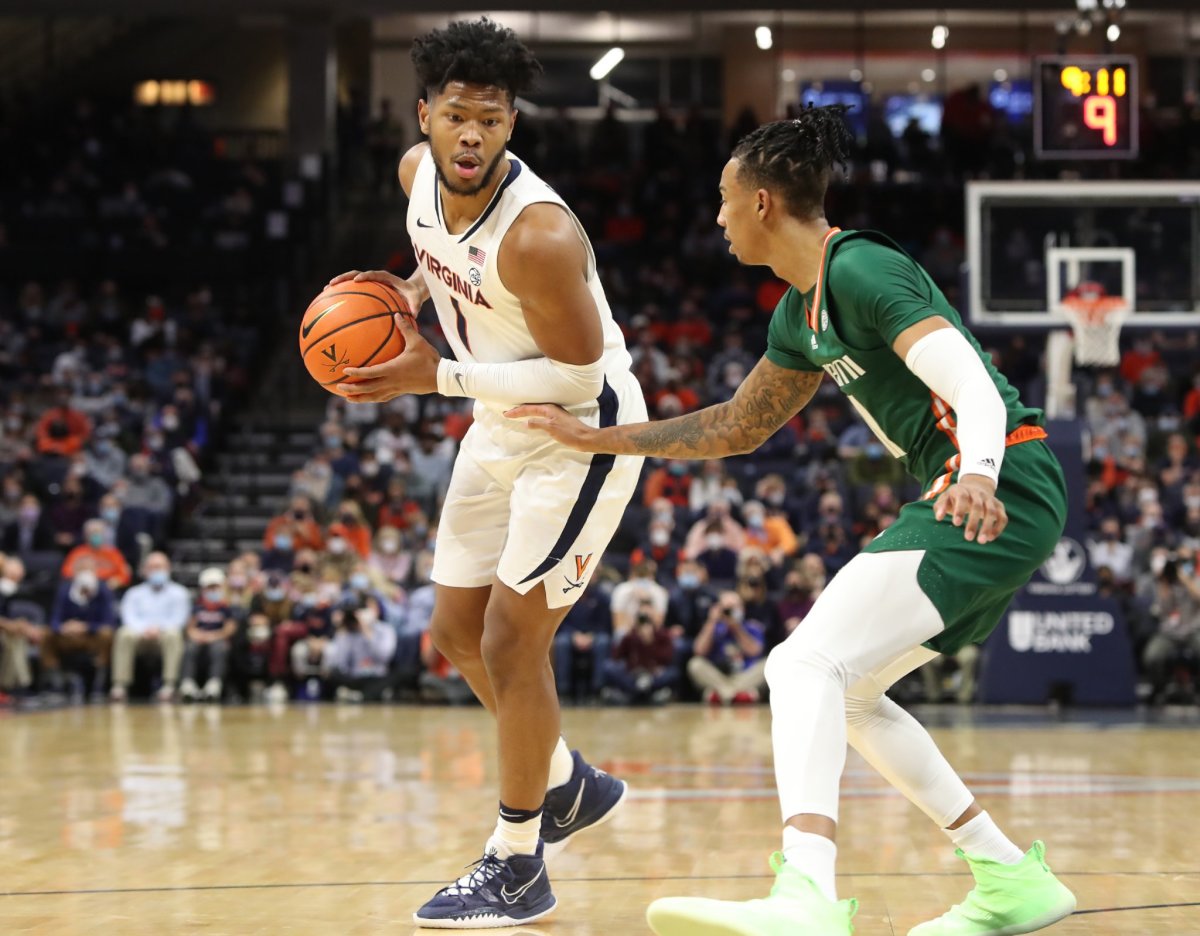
[2,703,1199,935]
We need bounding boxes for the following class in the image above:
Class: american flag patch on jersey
[467,246,487,266]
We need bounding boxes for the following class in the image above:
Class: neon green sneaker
[647,851,857,936]
[908,841,1076,936]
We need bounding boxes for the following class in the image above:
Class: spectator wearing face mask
[61,519,131,590]
[264,495,324,554]
[2,494,56,557]
[601,602,678,705]
[642,459,692,508]
[376,477,423,531]
[179,567,237,703]
[95,493,142,568]
[687,519,741,586]
[44,567,116,698]
[83,432,127,491]
[683,501,745,559]
[1087,517,1134,585]
[111,552,190,702]
[667,559,719,642]
[629,519,682,582]
[223,558,256,612]
[325,595,397,703]
[368,525,412,587]
[326,500,371,560]
[740,500,798,566]
[122,453,173,521]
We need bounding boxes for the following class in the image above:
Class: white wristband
[905,327,1007,484]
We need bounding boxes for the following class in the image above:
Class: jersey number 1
[450,297,471,352]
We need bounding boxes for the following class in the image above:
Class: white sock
[946,811,1024,864]
[546,737,574,790]
[490,803,543,859]
[782,827,838,901]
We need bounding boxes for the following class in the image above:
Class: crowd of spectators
[1,85,1198,708]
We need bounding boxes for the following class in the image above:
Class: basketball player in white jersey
[325,18,646,928]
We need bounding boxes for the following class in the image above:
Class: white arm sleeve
[904,327,1007,484]
[436,356,605,407]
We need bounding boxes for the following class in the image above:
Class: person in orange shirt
[36,388,92,457]
[61,519,132,590]
[325,500,371,559]
[263,495,325,553]
[741,500,799,566]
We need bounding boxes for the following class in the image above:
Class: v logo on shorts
[574,554,593,580]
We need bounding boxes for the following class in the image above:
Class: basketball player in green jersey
[508,105,1077,936]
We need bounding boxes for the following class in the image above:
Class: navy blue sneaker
[541,749,628,851]
[413,842,556,929]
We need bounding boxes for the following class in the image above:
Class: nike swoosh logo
[416,218,434,228]
[553,778,585,828]
[500,865,545,904]
[454,372,467,395]
[301,299,346,339]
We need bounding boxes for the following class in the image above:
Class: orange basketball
[299,280,407,397]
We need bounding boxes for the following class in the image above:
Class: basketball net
[1058,281,1129,367]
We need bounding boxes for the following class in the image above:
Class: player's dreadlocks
[411,17,543,105]
[731,105,854,221]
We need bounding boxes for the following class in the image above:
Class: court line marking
[1075,901,1200,915]
[4,872,1199,898]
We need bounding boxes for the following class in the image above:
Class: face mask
[705,534,723,551]
[203,587,223,602]
[146,437,164,452]
[350,573,370,591]
[228,575,247,589]
[87,531,105,548]
[324,435,341,449]
[653,509,673,525]
[0,578,16,596]
[678,572,700,589]
[265,587,286,602]
[295,563,313,575]
[668,463,688,477]
[328,537,347,554]
[292,510,307,521]
[274,534,293,552]
[865,442,884,460]
[1187,496,1200,511]
[725,607,743,623]
[1092,446,1109,460]
[339,513,356,525]
[380,539,400,554]
[162,415,180,431]
[355,607,378,627]
[766,491,785,506]
[101,507,120,524]
[147,570,169,587]
[747,514,764,529]
[18,507,38,523]
[362,462,379,477]
[650,529,670,547]
[95,439,112,454]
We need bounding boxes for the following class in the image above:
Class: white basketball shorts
[431,371,646,609]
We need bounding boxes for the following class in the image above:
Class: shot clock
[1034,56,1137,160]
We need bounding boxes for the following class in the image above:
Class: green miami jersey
[766,228,1067,654]
[766,228,1043,494]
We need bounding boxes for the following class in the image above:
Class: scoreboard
[1034,56,1137,160]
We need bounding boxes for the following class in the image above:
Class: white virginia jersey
[407,148,634,417]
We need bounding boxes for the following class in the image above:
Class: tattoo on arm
[613,359,823,459]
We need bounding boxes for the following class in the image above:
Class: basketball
[298,280,407,396]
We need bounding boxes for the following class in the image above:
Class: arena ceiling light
[590,47,625,81]
[755,26,773,50]
[1107,23,1121,41]
[931,25,949,50]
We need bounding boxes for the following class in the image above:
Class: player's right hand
[325,270,422,313]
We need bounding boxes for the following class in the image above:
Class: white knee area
[765,637,851,694]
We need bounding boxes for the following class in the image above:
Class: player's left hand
[504,403,600,452]
[337,313,439,401]
[934,475,1007,545]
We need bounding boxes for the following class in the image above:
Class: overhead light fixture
[922,68,937,83]
[993,68,1008,82]
[590,47,625,81]
[781,68,796,82]
[755,26,773,50]
[1106,23,1120,41]
[931,25,949,50]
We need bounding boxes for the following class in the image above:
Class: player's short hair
[411,17,543,104]
[731,105,854,221]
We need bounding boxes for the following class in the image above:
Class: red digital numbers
[1083,95,1118,147]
